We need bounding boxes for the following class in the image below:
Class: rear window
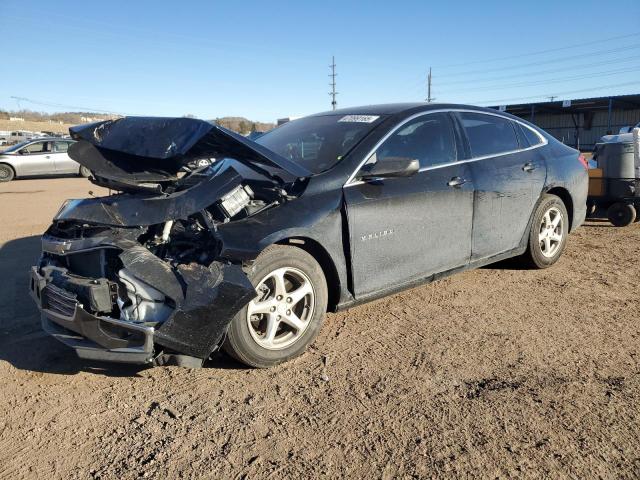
[54,141,70,153]
[514,122,529,148]
[459,112,519,157]
[521,124,543,147]
[255,114,384,174]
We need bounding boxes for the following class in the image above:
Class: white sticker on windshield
[338,115,379,123]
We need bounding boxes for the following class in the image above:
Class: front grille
[42,283,77,317]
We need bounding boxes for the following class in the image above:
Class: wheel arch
[0,162,16,179]
[545,185,575,231]
[275,236,341,312]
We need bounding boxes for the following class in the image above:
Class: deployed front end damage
[30,117,310,366]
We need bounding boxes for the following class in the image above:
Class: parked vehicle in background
[8,130,35,144]
[40,131,64,138]
[30,104,588,368]
[0,138,89,182]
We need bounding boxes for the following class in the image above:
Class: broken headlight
[218,185,253,218]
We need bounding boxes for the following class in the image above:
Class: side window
[459,112,519,157]
[521,124,543,147]
[374,113,457,169]
[514,122,530,148]
[24,142,46,154]
[54,141,70,153]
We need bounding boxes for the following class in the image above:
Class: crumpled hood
[53,165,244,227]
[69,116,310,184]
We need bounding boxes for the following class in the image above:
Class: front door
[17,141,55,175]
[344,112,474,298]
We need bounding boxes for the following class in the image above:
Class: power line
[439,54,640,87]
[470,81,640,105]
[329,56,338,111]
[435,43,640,79]
[9,96,129,115]
[433,31,640,69]
[413,44,640,100]
[437,65,640,94]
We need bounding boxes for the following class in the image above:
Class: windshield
[2,140,32,153]
[255,114,385,174]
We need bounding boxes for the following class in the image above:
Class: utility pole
[329,56,338,110]
[547,96,557,102]
[426,67,433,103]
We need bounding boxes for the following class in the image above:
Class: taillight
[578,154,589,170]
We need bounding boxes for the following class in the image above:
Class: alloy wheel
[538,206,564,258]
[246,267,315,350]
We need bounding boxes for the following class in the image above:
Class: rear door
[52,141,78,173]
[344,112,474,297]
[455,112,546,259]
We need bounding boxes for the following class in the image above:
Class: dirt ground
[0,177,638,479]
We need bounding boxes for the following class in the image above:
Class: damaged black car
[30,104,588,368]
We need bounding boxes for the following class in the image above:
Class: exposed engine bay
[30,116,310,366]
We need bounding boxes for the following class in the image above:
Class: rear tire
[520,194,569,269]
[223,245,328,368]
[79,166,91,178]
[607,202,636,227]
[0,164,15,182]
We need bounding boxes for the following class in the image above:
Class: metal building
[490,93,640,151]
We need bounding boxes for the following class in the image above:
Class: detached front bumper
[30,267,155,363]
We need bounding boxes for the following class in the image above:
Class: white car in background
[0,138,91,182]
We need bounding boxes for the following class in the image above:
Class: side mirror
[18,149,27,155]
[360,155,419,180]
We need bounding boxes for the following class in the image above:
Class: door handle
[45,155,51,159]
[522,162,536,172]
[447,176,467,188]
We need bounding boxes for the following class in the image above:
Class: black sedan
[30,104,588,368]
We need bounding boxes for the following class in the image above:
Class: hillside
[212,116,275,134]
[0,110,275,136]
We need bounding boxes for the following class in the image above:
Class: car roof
[307,102,503,117]
[26,137,73,141]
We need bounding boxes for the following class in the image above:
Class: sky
[1,0,640,122]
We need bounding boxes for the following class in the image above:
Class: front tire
[0,164,15,182]
[79,166,91,178]
[520,194,569,269]
[224,245,328,368]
